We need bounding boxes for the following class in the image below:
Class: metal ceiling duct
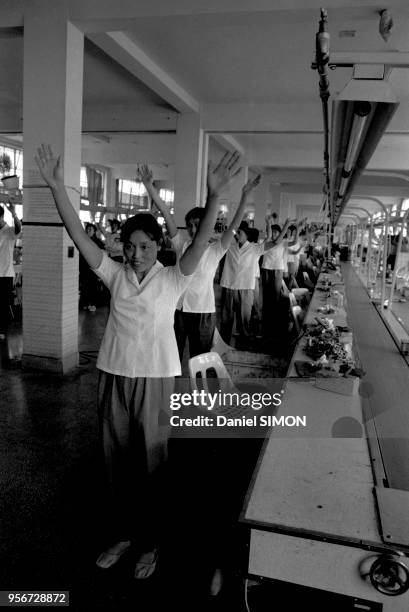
[330,77,399,225]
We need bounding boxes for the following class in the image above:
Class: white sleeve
[92,251,122,289]
[171,232,186,258]
[165,259,194,296]
[209,239,227,260]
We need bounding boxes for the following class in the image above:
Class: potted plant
[0,152,19,189]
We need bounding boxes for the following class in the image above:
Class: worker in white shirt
[220,217,287,346]
[138,161,261,359]
[0,199,21,340]
[35,144,241,581]
[247,227,263,336]
[284,219,307,291]
[260,217,291,339]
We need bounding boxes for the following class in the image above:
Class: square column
[280,193,294,224]
[22,0,84,373]
[173,113,205,227]
[253,179,282,232]
[225,166,248,225]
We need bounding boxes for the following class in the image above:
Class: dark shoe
[96,540,131,569]
[134,549,158,579]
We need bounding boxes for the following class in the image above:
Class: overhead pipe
[312,8,331,238]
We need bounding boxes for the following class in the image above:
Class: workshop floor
[0,296,373,610]
[0,307,264,611]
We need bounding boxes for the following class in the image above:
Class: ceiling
[2,0,409,223]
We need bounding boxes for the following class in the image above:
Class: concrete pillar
[105,168,117,211]
[224,166,248,226]
[173,113,204,227]
[22,0,84,373]
[252,178,280,232]
[269,183,282,218]
[280,193,293,224]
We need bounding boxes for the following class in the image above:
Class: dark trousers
[80,266,101,307]
[97,372,174,548]
[174,310,216,361]
[0,277,13,334]
[261,269,283,337]
[220,287,254,345]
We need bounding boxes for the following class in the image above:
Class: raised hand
[5,196,16,212]
[242,174,261,196]
[35,144,63,190]
[136,163,153,188]
[207,151,242,197]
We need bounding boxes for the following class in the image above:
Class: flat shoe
[210,568,223,596]
[134,549,158,579]
[96,540,131,569]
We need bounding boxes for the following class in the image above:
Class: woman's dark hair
[109,218,121,231]
[85,222,97,233]
[271,224,281,233]
[288,225,297,233]
[238,220,250,237]
[121,213,163,244]
[185,207,205,224]
[247,227,259,243]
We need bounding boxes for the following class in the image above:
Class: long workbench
[241,263,409,610]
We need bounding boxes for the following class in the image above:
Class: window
[117,179,149,211]
[80,166,105,208]
[402,199,409,212]
[0,144,23,177]
[159,189,174,204]
[80,167,88,200]
[79,210,91,224]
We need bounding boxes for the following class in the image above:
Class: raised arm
[220,174,261,250]
[264,218,291,250]
[287,217,306,246]
[180,152,241,276]
[6,197,21,235]
[137,164,178,238]
[35,144,102,269]
[265,214,273,241]
[96,211,108,237]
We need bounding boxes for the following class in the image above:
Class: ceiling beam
[83,104,178,132]
[88,32,199,113]
[211,134,244,155]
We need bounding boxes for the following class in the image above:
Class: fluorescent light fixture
[343,101,371,173]
[330,77,399,225]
